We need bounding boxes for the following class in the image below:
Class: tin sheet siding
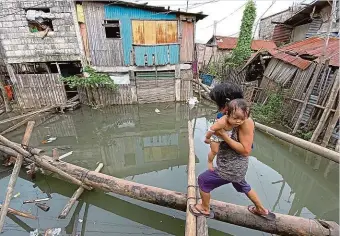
[134,44,179,66]
[83,2,124,66]
[104,5,177,65]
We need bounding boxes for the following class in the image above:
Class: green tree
[231,0,256,66]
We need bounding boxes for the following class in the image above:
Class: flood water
[0,103,339,236]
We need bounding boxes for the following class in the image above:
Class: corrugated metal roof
[214,36,277,51]
[272,24,292,46]
[77,0,207,20]
[268,37,339,69]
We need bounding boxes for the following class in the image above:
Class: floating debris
[13,192,20,198]
[29,229,39,236]
[44,228,61,236]
[78,219,83,223]
[36,203,50,212]
[23,198,50,204]
[155,108,161,114]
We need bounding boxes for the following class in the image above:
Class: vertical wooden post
[0,121,35,232]
[185,121,196,236]
[321,104,339,147]
[310,72,339,142]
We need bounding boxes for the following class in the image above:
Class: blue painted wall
[134,44,180,66]
[104,5,177,66]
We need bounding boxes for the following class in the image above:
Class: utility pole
[292,0,335,134]
[186,0,189,12]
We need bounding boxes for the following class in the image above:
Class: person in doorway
[189,82,275,220]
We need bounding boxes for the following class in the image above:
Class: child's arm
[205,117,226,143]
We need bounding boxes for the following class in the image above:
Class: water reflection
[1,104,338,236]
[253,131,339,222]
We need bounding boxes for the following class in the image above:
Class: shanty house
[197,36,277,70]
[242,36,339,150]
[0,0,84,109]
[76,1,207,105]
[259,0,339,46]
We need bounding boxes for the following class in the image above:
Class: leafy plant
[252,93,283,123]
[229,0,256,67]
[61,66,117,90]
[297,130,313,141]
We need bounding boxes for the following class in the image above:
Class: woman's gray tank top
[215,127,249,183]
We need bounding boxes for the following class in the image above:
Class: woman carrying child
[189,82,275,220]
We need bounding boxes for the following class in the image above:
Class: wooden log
[0,106,57,125]
[196,178,208,236]
[192,80,211,94]
[0,204,37,220]
[0,121,35,232]
[292,63,323,134]
[255,122,340,163]
[185,121,196,236]
[311,71,339,143]
[0,134,91,190]
[58,163,104,219]
[35,155,338,236]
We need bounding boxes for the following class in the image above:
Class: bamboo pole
[58,163,104,219]
[185,121,196,236]
[0,204,37,220]
[310,72,339,143]
[0,121,35,232]
[255,122,339,163]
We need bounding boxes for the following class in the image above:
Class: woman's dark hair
[227,99,250,119]
[209,82,244,109]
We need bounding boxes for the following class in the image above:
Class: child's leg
[208,142,219,170]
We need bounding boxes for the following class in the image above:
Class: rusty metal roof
[272,24,292,46]
[268,37,339,69]
[214,36,277,51]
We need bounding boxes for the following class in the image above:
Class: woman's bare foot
[208,161,214,171]
[191,204,210,215]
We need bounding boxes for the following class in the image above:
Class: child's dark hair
[226,99,250,119]
[209,82,244,110]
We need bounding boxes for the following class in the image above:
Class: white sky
[132,0,314,43]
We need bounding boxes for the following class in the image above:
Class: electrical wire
[204,2,247,29]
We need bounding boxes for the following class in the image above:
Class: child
[205,99,249,171]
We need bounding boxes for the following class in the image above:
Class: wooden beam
[255,122,339,163]
[0,121,35,232]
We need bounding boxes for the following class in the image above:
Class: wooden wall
[180,21,194,63]
[78,85,134,106]
[13,73,67,109]
[83,2,124,67]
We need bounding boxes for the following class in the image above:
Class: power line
[204,2,247,28]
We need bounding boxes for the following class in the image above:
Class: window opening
[103,20,120,38]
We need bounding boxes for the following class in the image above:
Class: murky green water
[0,103,338,235]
